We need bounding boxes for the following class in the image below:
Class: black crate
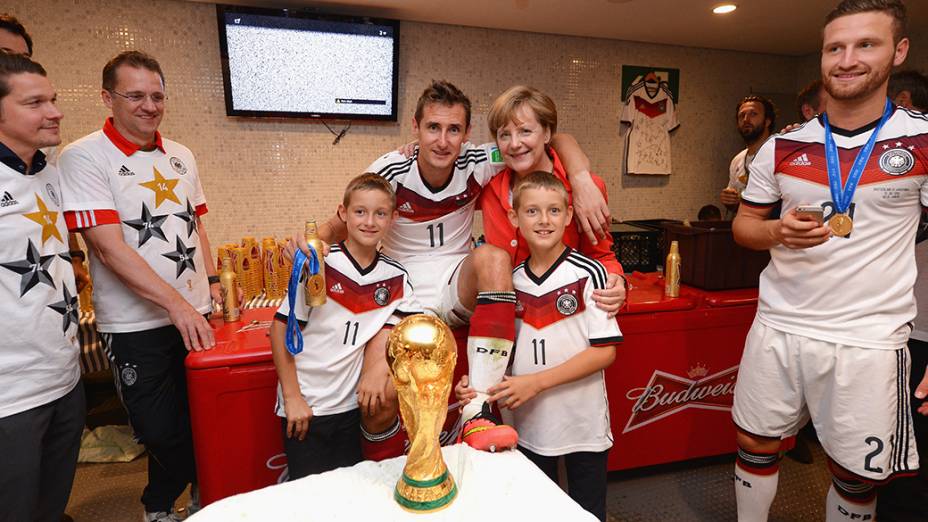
[624,219,683,254]
[610,223,661,273]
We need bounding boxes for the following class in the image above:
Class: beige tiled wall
[12,0,804,251]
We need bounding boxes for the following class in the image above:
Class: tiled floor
[66,444,830,521]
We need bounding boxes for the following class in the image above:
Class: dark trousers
[877,338,928,521]
[282,408,362,480]
[0,383,85,522]
[107,325,197,513]
[519,446,609,522]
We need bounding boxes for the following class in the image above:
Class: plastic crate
[662,220,770,290]
[624,219,683,255]
[610,223,661,273]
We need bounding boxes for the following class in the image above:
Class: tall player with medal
[729,2,928,521]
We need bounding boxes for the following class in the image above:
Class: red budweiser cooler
[186,308,469,507]
[606,273,757,471]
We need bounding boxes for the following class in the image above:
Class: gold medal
[307,273,325,298]
[829,213,853,236]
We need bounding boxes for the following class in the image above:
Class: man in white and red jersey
[302,80,621,455]
[731,1,926,520]
[0,51,85,522]
[58,51,218,522]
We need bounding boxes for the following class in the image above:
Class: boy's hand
[285,234,330,263]
[357,369,391,417]
[592,273,626,317]
[488,374,543,410]
[284,395,313,441]
[454,375,477,407]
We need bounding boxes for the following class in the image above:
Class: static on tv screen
[217,6,399,120]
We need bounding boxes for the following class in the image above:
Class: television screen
[216,5,399,120]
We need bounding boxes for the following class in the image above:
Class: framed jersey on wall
[620,65,681,176]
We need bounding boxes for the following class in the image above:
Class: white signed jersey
[621,80,679,176]
[742,107,928,349]
[508,248,622,456]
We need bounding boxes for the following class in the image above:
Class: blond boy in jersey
[456,172,621,521]
[271,174,420,479]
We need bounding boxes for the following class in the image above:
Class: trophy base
[394,470,457,513]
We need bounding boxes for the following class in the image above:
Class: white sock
[734,464,778,522]
[825,484,876,521]
[462,336,512,421]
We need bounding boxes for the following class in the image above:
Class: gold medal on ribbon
[829,213,853,237]
[307,273,325,302]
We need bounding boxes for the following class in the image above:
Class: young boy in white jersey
[270,173,420,479]
[456,171,621,521]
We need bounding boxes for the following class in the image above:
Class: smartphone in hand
[795,205,824,225]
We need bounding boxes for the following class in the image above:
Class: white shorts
[732,320,918,481]
[405,254,472,329]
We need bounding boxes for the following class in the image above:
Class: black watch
[69,250,86,262]
[208,275,220,285]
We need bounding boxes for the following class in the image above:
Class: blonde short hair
[488,85,557,138]
[511,171,569,210]
[342,173,396,210]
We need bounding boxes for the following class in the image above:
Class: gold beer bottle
[219,256,241,322]
[665,240,681,298]
[304,220,327,307]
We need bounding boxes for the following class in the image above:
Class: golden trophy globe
[388,314,458,513]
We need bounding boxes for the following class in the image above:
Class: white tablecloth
[189,444,595,521]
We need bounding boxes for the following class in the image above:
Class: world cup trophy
[388,314,458,513]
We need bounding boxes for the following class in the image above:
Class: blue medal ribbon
[285,245,320,355]
[821,99,894,215]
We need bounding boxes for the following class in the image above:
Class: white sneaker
[143,511,182,522]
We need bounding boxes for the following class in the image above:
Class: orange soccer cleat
[459,403,518,452]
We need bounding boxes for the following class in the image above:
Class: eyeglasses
[109,90,167,104]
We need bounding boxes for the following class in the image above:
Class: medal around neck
[821,99,893,237]
[387,314,458,513]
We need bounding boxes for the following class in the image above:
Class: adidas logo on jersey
[789,153,812,167]
[0,191,18,207]
[117,165,136,176]
[398,202,414,214]
[330,282,344,294]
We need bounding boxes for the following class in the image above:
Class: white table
[189,444,596,521]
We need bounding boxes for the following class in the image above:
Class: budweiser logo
[623,364,739,433]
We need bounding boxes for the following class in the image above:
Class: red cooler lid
[186,308,277,370]
[619,272,697,314]
[701,288,759,307]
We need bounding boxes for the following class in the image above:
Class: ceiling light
[712,4,737,14]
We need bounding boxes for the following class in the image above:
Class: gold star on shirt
[139,167,180,208]
[23,193,62,245]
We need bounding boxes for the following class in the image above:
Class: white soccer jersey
[366,142,504,307]
[727,148,755,192]
[0,150,80,419]
[742,107,928,349]
[58,119,212,333]
[275,244,421,416]
[508,248,622,456]
[621,80,679,176]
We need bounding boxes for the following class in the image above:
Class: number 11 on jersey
[532,338,546,365]
[427,222,444,247]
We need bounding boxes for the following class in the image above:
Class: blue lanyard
[285,245,320,355]
[821,99,893,214]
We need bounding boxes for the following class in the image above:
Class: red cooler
[186,308,284,507]
[606,272,757,471]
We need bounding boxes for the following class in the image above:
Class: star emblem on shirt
[882,144,890,150]
[23,193,63,245]
[162,236,197,278]
[123,202,169,247]
[139,167,180,208]
[173,200,198,237]
[48,285,79,333]
[1,238,56,297]
[895,141,903,147]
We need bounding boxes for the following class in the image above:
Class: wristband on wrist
[69,250,86,262]
[208,275,220,285]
